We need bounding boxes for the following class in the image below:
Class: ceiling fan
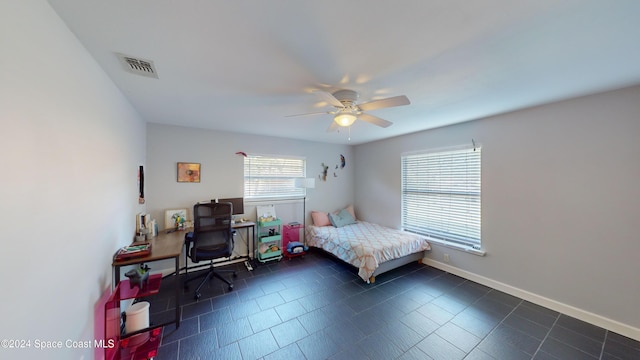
[287,89,410,132]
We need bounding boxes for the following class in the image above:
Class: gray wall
[0,1,147,359]
[145,123,354,264]
[354,85,640,339]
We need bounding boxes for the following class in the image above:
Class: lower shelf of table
[106,327,162,360]
[117,273,163,300]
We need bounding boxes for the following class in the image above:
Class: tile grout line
[456,286,523,359]
[598,330,608,360]
[155,254,639,360]
[531,312,561,359]
[549,318,608,359]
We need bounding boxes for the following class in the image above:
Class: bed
[306,220,431,283]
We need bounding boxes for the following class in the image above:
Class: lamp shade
[333,113,357,127]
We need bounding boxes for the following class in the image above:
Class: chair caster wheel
[228,284,234,291]
[194,292,201,300]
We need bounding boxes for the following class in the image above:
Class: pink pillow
[311,211,331,227]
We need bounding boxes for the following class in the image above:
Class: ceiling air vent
[116,53,159,79]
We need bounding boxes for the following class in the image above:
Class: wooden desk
[183,221,256,273]
[112,229,188,329]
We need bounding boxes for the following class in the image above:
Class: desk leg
[114,265,121,288]
[243,225,255,271]
[247,226,256,260]
[175,256,181,327]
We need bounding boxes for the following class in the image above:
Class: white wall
[354,85,640,340]
[145,123,354,265]
[0,2,146,359]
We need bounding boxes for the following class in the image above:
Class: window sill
[427,238,486,256]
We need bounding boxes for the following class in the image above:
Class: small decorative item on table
[125,264,151,289]
[114,243,152,261]
[165,209,188,230]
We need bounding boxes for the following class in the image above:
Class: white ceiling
[47,0,640,145]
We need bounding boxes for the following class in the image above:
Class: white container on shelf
[125,301,150,334]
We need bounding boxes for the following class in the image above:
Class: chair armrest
[184,232,195,249]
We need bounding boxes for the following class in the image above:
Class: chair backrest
[190,202,234,262]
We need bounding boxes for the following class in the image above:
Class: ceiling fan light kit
[334,113,357,127]
[289,88,410,132]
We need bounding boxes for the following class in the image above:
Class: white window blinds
[244,154,306,200]
[401,147,481,248]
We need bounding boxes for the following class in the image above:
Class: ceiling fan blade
[326,121,339,132]
[313,90,345,108]
[285,111,328,118]
[357,95,410,111]
[358,113,393,128]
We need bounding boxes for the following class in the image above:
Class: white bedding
[306,221,431,282]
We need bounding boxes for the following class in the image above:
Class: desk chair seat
[184,202,237,300]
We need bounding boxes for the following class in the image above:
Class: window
[401,146,481,249]
[244,154,306,200]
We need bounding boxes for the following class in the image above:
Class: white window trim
[244,153,307,200]
[401,144,483,253]
[426,237,486,256]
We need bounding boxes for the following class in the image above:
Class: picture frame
[256,204,277,221]
[164,208,188,230]
[177,162,200,183]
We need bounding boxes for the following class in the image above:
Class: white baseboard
[423,258,640,342]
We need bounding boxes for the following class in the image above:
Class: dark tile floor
[142,250,640,360]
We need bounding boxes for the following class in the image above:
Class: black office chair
[184,202,237,300]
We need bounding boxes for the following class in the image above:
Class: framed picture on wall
[165,208,188,229]
[177,162,200,183]
[256,204,277,221]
